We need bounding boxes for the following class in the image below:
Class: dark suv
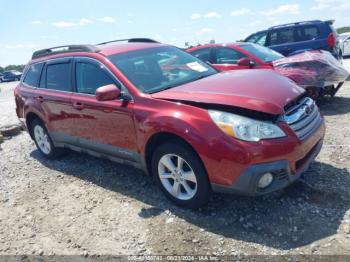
[15,39,325,208]
[0,71,22,82]
[244,20,342,60]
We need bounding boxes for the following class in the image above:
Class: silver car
[339,33,350,56]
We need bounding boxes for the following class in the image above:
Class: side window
[46,62,71,91]
[269,28,295,45]
[215,47,247,64]
[190,48,212,62]
[23,63,43,87]
[297,26,320,41]
[76,62,116,95]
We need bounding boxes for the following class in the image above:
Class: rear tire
[152,141,211,208]
[30,118,66,159]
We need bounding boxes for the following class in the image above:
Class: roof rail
[32,45,100,59]
[269,20,322,29]
[97,38,159,45]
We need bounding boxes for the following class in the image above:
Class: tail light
[327,32,336,48]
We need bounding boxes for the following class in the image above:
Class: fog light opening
[258,172,274,189]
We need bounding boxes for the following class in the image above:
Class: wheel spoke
[160,156,176,173]
[160,172,173,180]
[182,171,197,183]
[171,181,181,197]
[177,157,184,170]
[181,181,193,195]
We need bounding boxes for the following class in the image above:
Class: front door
[70,57,138,161]
[212,47,252,70]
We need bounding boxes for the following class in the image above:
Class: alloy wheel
[34,125,51,155]
[158,154,197,200]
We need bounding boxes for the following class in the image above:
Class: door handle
[72,102,84,110]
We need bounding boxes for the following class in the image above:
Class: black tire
[152,141,211,208]
[30,118,66,159]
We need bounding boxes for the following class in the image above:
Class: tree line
[0,65,25,73]
[337,27,350,34]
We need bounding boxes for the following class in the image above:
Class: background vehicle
[0,71,22,82]
[187,42,283,71]
[339,33,350,56]
[15,39,325,208]
[244,20,342,60]
[187,42,348,99]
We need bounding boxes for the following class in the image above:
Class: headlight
[208,110,286,142]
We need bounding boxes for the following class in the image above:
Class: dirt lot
[1,62,350,257]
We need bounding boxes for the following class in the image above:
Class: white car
[339,33,350,56]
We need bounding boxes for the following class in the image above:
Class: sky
[0,0,349,66]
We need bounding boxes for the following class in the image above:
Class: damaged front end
[273,50,349,99]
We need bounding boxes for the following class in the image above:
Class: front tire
[30,119,66,159]
[152,141,211,208]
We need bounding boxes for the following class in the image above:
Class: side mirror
[238,57,254,68]
[96,84,121,101]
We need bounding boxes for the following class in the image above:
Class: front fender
[138,108,211,156]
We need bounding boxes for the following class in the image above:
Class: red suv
[15,39,325,208]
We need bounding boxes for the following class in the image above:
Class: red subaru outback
[15,39,325,208]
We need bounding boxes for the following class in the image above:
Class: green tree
[337,27,350,34]
[3,65,25,72]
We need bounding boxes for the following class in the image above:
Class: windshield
[239,43,284,62]
[108,46,217,94]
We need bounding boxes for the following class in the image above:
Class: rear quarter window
[23,63,44,87]
[297,26,320,41]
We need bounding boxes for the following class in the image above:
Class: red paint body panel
[16,42,325,190]
[152,70,304,115]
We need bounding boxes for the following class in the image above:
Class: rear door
[37,58,77,145]
[267,27,296,56]
[70,57,138,160]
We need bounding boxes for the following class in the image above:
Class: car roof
[268,19,334,30]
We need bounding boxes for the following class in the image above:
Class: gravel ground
[0,81,21,127]
[0,63,350,257]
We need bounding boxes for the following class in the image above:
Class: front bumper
[211,138,323,196]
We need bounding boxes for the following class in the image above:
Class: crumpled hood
[152,70,304,115]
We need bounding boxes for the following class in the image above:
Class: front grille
[283,97,322,140]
